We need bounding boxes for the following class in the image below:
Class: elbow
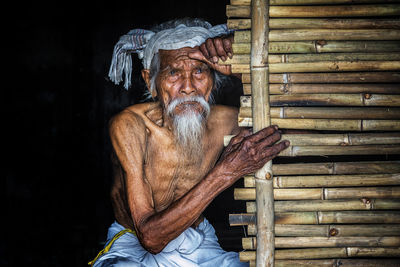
[141,238,165,254]
[136,226,168,254]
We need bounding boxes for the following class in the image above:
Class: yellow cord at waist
[88,228,136,266]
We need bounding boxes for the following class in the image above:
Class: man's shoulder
[210,104,239,120]
[109,102,160,131]
[208,104,239,133]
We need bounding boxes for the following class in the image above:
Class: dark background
[5,1,246,266]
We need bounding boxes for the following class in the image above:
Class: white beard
[166,96,210,158]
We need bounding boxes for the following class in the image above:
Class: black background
[5,1,246,266]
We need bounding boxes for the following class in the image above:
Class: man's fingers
[188,50,212,65]
[227,128,251,148]
[199,43,210,59]
[222,37,233,59]
[206,38,219,63]
[232,128,252,143]
[260,131,282,149]
[245,125,279,144]
[213,38,228,61]
[188,50,233,76]
[261,140,290,159]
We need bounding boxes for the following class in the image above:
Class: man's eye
[169,70,177,76]
[195,68,203,74]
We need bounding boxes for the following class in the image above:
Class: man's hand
[189,35,234,76]
[217,126,290,179]
[200,35,234,63]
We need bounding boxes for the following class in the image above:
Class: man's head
[108,18,231,91]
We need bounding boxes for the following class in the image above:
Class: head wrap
[108,22,233,89]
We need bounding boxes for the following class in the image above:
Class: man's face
[156,47,214,116]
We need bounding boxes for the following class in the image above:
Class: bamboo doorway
[224,0,400,266]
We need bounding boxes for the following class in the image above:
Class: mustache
[166,95,210,118]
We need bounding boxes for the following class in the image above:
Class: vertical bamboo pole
[251,0,274,266]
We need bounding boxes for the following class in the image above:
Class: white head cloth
[108,23,233,89]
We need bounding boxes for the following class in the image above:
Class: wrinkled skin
[109,35,290,254]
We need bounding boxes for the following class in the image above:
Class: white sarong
[93,218,248,267]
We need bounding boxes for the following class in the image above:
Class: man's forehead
[159,47,198,57]
[159,47,204,67]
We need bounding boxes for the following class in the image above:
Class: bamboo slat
[270,0,400,4]
[248,224,400,237]
[325,186,400,199]
[232,43,251,54]
[235,188,323,200]
[248,224,330,237]
[331,224,400,237]
[233,0,400,5]
[241,248,348,260]
[285,133,400,146]
[227,5,400,18]
[246,199,400,212]
[241,72,400,84]
[272,161,400,175]
[228,133,400,147]
[250,0,274,266]
[270,5,400,17]
[232,61,400,73]
[275,212,319,224]
[269,61,400,73]
[228,18,400,30]
[275,247,348,259]
[226,5,251,18]
[240,94,400,107]
[269,53,400,63]
[224,53,400,65]
[236,186,400,200]
[243,236,400,249]
[276,236,400,248]
[229,213,256,226]
[273,173,400,188]
[318,211,400,224]
[275,259,400,267]
[240,247,400,261]
[227,18,251,30]
[233,41,400,54]
[242,84,400,95]
[346,247,400,257]
[239,107,400,119]
[234,29,400,42]
[283,136,400,147]
[230,0,251,5]
[269,18,400,29]
[279,145,400,156]
[238,118,400,131]
[230,211,400,225]
[275,224,329,237]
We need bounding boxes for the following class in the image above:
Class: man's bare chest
[144,136,224,211]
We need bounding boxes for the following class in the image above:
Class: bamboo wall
[225,0,400,266]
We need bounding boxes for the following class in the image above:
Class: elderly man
[91,18,289,267]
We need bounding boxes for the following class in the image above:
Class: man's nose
[179,75,196,95]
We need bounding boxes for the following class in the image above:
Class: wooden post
[251,0,274,266]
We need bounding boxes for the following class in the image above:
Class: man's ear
[141,69,151,89]
[141,69,157,98]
